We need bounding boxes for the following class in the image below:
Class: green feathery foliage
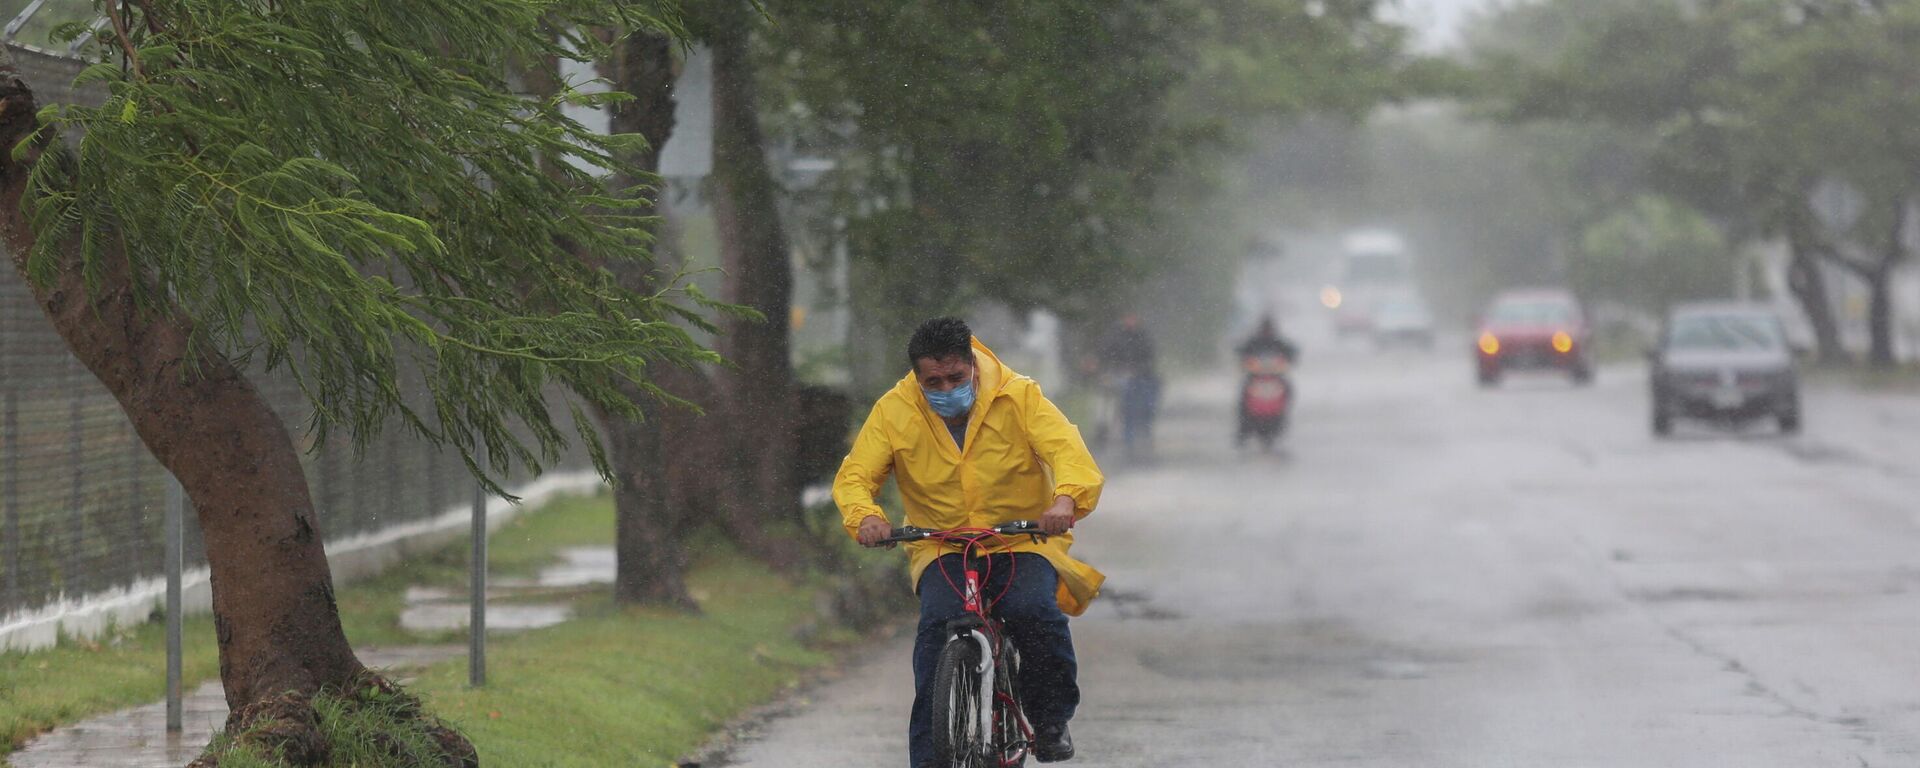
[19,0,712,490]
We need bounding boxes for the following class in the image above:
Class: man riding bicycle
[836,317,1105,768]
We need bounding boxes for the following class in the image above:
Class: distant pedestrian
[1100,314,1160,458]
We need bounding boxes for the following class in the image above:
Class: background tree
[1573,194,1734,315]
[685,0,815,570]
[762,1,1188,391]
[0,0,704,758]
[1467,0,1763,323]
[592,28,715,608]
[1136,0,1411,359]
[1472,0,1920,365]
[763,0,1409,389]
[1729,0,1920,367]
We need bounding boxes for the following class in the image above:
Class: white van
[1324,231,1415,338]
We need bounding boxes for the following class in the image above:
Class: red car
[1474,289,1594,386]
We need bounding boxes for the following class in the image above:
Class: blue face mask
[924,380,976,419]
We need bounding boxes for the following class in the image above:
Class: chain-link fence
[0,267,596,629]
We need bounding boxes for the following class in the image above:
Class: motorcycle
[1238,353,1292,451]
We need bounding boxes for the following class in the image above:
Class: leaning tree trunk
[0,80,470,764]
[597,371,701,608]
[1863,203,1908,369]
[706,4,808,571]
[1865,264,1895,369]
[1783,213,1846,364]
[594,29,702,608]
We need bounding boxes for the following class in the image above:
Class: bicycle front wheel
[992,647,1030,768]
[929,637,986,768]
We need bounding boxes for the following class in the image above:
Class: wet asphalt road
[723,344,1920,767]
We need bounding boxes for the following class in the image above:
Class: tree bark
[1863,201,1908,369]
[0,80,466,762]
[1806,201,1908,370]
[599,378,698,607]
[1865,263,1894,369]
[594,30,704,607]
[1782,210,1846,364]
[706,5,808,571]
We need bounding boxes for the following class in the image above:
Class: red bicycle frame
[888,522,1047,767]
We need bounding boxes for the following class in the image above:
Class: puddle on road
[1099,588,1184,621]
[1629,587,1750,603]
[1134,620,1458,683]
[1361,659,1428,680]
[400,546,615,632]
[1780,440,1864,466]
[1767,439,1920,479]
[1139,646,1441,682]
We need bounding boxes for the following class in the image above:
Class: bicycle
[881,520,1052,768]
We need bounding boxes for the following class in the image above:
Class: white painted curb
[0,471,606,653]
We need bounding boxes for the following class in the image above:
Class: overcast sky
[1384,0,1499,51]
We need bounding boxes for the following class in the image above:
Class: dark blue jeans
[910,552,1078,768]
[1120,374,1159,453]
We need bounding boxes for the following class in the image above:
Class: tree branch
[125,0,164,37]
[1880,194,1909,272]
[101,0,144,80]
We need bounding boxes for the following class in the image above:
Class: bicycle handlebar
[878,520,1047,545]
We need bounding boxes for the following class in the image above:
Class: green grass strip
[3,490,861,765]
[409,559,835,767]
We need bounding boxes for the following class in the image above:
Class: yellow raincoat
[835,338,1106,615]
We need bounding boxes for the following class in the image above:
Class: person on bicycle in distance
[835,317,1105,767]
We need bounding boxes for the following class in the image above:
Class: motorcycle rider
[1235,314,1298,446]
[1237,314,1298,361]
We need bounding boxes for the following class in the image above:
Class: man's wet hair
[907,317,973,368]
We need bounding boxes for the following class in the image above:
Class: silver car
[1371,292,1436,349]
[1649,303,1801,436]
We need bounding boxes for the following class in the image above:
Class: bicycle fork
[963,565,996,745]
[968,628,995,749]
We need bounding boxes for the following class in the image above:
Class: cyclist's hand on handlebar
[857,515,895,548]
[1040,496,1076,536]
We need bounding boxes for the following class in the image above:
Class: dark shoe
[1033,722,1074,763]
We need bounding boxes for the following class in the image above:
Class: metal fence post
[164,474,184,733]
[387,429,402,535]
[127,421,144,567]
[3,389,18,612]
[317,433,334,530]
[66,354,84,592]
[350,433,367,532]
[1,297,14,613]
[425,446,442,518]
[468,446,487,687]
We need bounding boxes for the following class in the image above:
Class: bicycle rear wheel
[930,638,986,768]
